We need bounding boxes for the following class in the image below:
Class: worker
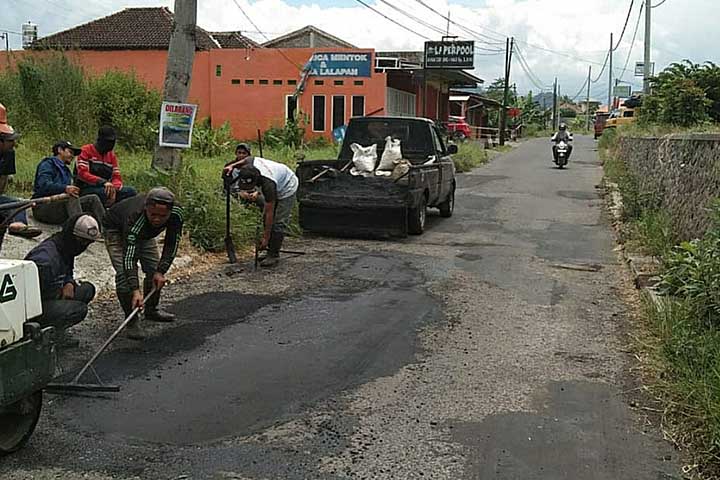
[223,144,298,267]
[24,214,100,340]
[103,187,183,340]
[76,126,136,207]
[0,103,42,238]
[32,140,105,225]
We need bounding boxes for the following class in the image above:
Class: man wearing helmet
[551,123,574,161]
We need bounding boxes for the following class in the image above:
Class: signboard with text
[159,102,198,148]
[308,52,372,77]
[613,85,632,98]
[424,41,475,69]
[634,61,655,77]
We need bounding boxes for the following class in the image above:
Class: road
[0,137,680,479]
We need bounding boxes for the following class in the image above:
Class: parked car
[594,112,610,139]
[446,116,472,141]
[604,106,637,130]
[296,116,457,237]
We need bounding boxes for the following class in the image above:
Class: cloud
[4,0,718,102]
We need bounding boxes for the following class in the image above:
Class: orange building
[0,7,481,141]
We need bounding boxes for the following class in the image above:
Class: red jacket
[76,144,123,189]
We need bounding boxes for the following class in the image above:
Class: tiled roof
[210,31,258,49]
[32,7,233,51]
[262,25,355,49]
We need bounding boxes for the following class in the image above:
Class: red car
[446,116,472,141]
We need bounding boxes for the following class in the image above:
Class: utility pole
[0,33,8,52]
[643,0,652,93]
[446,11,451,36]
[552,77,558,130]
[152,0,198,172]
[499,37,513,146]
[607,33,613,111]
[586,65,592,131]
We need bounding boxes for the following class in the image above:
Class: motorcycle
[551,135,573,169]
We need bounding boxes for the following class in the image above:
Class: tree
[640,60,718,127]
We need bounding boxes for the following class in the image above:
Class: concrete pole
[586,66,591,131]
[152,0,198,172]
[499,37,513,146]
[643,0,652,93]
[607,33,613,111]
[552,78,557,130]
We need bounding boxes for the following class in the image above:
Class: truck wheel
[0,391,43,455]
[408,196,427,235]
[439,187,455,218]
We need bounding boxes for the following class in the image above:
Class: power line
[618,1,645,80]
[652,0,669,7]
[376,0,447,37]
[229,0,304,69]
[612,0,635,50]
[411,0,506,45]
[354,0,430,40]
[591,51,610,82]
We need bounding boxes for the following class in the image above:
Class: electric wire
[353,0,431,40]
[411,0,506,45]
[618,1,645,80]
[652,0,668,7]
[612,0,635,50]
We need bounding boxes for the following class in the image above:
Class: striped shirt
[104,195,184,290]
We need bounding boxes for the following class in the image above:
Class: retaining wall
[615,133,720,240]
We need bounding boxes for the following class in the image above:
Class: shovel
[224,177,238,264]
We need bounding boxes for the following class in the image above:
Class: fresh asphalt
[0,136,680,479]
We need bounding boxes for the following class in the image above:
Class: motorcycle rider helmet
[559,123,567,131]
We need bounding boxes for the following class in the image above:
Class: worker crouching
[103,187,183,340]
[24,214,100,344]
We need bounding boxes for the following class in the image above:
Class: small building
[449,90,502,135]
[2,7,482,141]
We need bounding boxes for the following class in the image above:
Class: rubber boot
[118,291,145,340]
[143,278,176,322]
[260,231,283,268]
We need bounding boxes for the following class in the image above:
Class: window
[314,80,324,86]
[216,65,222,77]
[623,110,635,118]
[334,80,344,86]
[286,95,298,122]
[259,79,269,85]
[231,79,241,85]
[352,96,365,117]
[431,127,445,154]
[332,95,345,130]
[245,79,254,85]
[273,79,283,85]
[354,80,364,86]
[288,79,297,85]
[313,95,326,132]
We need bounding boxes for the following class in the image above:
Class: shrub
[89,70,162,150]
[452,142,487,173]
[191,118,234,157]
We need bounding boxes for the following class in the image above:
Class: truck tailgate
[298,174,409,238]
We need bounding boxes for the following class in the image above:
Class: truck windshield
[340,119,433,161]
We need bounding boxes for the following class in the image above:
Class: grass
[453,141,488,173]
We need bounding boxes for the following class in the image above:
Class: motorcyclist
[551,123,573,161]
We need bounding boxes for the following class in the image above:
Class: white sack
[350,143,377,175]
[378,136,402,171]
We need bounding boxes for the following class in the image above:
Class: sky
[3,0,718,103]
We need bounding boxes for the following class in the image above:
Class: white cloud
[4,0,718,102]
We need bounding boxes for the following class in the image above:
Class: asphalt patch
[450,380,679,480]
[556,190,601,201]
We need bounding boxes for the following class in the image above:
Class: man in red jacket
[77,126,136,207]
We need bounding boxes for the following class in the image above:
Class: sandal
[8,225,42,239]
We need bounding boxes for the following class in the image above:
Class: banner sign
[424,41,475,69]
[308,52,372,77]
[159,102,198,148]
[613,85,632,98]
[634,61,655,77]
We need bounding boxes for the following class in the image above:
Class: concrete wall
[616,134,720,240]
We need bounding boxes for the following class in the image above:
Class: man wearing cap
[32,141,106,225]
[0,103,42,238]
[223,143,298,267]
[25,214,100,338]
[77,125,136,207]
[103,187,183,339]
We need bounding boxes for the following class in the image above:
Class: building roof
[210,31,259,49]
[262,25,355,49]
[33,7,255,51]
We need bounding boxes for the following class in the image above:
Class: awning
[450,95,470,102]
[426,69,483,88]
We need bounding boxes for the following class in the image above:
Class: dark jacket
[33,156,72,198]
[104,195,184,290]
[24,214,91,301]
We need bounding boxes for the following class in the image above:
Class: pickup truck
[296,116,457,238]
